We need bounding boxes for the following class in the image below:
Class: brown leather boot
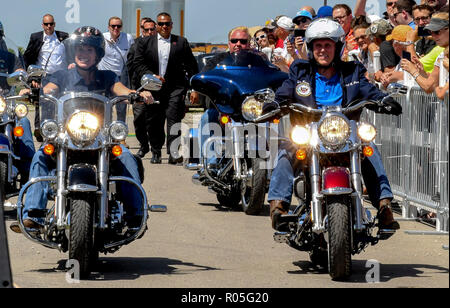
[377,199,400,230]
[270,200,289,231]
[9,219,41,234]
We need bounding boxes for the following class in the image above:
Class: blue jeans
[116,103,127,123]
[267,141,393,208]
[198,108,220,166]
[23,145,143,225]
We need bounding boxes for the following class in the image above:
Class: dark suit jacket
[127,36,144,90]
[133,34,198,96]
[23,30,69,68]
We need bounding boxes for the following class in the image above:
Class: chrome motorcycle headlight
[109,121,128,141]
[15,103,28,118]
[41,120,58,140]
[291,125,310,145]
[318,115,350,148]
[357,123,377,142]
[241,96,263,121]
[0,97,6,115]
[66,111,100,147]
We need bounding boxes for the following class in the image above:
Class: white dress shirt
[157,33,171,77]
[37,32,66,74]
[98,32,134,77]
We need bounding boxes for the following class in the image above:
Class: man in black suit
[23,14,68,142]
[127,18,157,158]
[133,12,198,164]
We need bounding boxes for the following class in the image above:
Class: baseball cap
[366,19,393,37]
[424,18,449,32]
[386,25,413,42]
[277,16,295,31]
[315,6,333,19]
[263,19,276,30]
[293,10,313,24]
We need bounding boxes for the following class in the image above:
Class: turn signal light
[13,126,24,137]
[296,149,307,160]
[43,144,55,155]
[220,115,231,125]
[112,145,123,157]
[273,118,280,124]
[363,146,374,157]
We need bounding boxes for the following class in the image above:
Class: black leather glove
[379,96,402,116]
[128,92,141,105]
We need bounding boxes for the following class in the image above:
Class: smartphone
[402,50,411,61]
[417,26,431,37]
[294,29,306,37]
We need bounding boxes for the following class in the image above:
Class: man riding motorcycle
[268,18,402,232]
[10,26,152,233]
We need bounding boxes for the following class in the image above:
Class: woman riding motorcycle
[10,26,152,232]
[268,18,402,232]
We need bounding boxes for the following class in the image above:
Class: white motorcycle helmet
[305,18,346,63]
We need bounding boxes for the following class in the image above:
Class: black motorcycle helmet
[65,26,105,70]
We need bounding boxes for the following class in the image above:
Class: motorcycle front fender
[67,164,98,192]
[321,167,353,195]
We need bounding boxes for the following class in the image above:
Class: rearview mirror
[386,83,408,97]
[7,71,28,87]
[27,65,46,79]
[140,74,163,91]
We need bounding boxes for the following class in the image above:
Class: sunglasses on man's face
[294,17,310,25]
[157,22,173,27]
[110,24,122,29]
[43,22,55,26]
[230,38,248,44]
[386,1,396,6]
[143,27,156,32]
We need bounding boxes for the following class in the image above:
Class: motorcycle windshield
[40,92,108,129]
[190,50,287,112]
[0,36,25,94]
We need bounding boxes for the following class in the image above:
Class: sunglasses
[386,1,396,6]
[143,27,155,32]
[256,34,267,41]
[414,16,430,23]
[355,35,368,41]
[230,38,248,44]
[110,24,122,29]
[294,17,310,25]
[157,22,173,27]
[43,22,55,26]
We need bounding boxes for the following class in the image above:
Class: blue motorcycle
[187,50,287,214]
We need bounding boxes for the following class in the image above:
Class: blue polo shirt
[315,72,343,108]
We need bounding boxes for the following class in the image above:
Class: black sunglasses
[143,27,155,32]
[43,22,55,26]
[230,38,248,44]
[386,1,396,6]
[158,22,173,27]
[110,24,122,29]
[294,17,310,25]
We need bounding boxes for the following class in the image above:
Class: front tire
[69,197,95,279]
[327,200,352,280]
[241,158,266,215]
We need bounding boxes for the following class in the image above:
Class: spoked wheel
[327,199,352,280]
[241,158,266,215]
[69,197,96,279]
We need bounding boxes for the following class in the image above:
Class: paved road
[3,111,449,288]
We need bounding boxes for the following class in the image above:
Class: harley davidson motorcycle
[8,68,166,278]
[187,50,287,214]
[243,84,407,280]
[0,37,34,210]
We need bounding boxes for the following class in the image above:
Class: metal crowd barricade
[365,86,449,235]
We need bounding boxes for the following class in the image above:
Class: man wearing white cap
[272,16,294,71]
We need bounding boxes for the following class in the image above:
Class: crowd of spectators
[247,0,449,99]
